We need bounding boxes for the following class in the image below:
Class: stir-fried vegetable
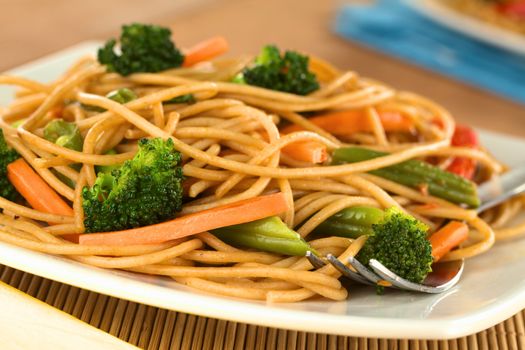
[43,119,84,152]
[281,140,328,164]
[183,36,229,67]
[0,130,21,202]
[281,110,414,136]
[77,192,290,246]
[332,147,480,207]
[313,206,384,238]
[317,206,468,286]
[98,24,230,76]
[446,125,479,180]
[82,138,184,232]
[163,94,196,105]
[213,216,312,256]
[98,23,185,76]
[233,45,319,95]
[105,88,138,104]
[95,149,120,175]
[429,221,469,262]
[7,158,73,217]
[356,207,433,284]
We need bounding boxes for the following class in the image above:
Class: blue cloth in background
[334,0,525,105]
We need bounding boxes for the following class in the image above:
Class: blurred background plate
[404,0,525,56]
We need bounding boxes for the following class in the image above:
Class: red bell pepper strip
[446,125,479,180]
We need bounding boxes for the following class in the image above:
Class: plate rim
[0,241,524,339]
[1,41,524,339]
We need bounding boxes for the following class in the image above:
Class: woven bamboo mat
[1,265,523,350]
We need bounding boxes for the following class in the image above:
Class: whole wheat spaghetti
[0,35,523,304]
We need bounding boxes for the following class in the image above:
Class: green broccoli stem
[332,147,480,208]
[95,149,121,175]
[212,216,314,256]
[313,206,384,239]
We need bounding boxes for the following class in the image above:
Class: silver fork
[306,164,525,293]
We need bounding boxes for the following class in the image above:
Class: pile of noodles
[0,53,523,303]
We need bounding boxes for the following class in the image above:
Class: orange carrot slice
[429,221,469,262]
[281,140,328,164]
[281,110,414,136]
[78,192,289,246]
[183,36,229,67]
[7,158,73,217]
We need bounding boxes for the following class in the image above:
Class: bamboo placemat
[1,264,523,350]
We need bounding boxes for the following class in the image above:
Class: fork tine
[326,254,375,286]
[347,256,382,284]
[368,259,461,293]
[305,251,326,269]
[368,259,429,292]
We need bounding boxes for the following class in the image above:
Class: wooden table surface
[1,0,524,137]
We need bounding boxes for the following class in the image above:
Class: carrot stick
[7,158,73,217]
[280,110,414,136]
[281,140,328,164]
[182,36,229,67]
[78,192,289,246]
[429,221,469,262]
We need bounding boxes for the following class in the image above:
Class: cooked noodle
[0,50,523,304]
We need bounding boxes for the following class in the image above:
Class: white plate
[1,42,524,339]
[404,0,525,57]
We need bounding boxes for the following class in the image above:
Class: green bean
[212,216,313,256]
[332,147,479,207]
[313,206,383,238]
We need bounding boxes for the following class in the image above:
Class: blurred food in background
[443,0,525,33]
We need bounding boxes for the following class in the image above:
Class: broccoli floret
[356,207,433,284]
[82,138,184,232]
[233,45,319,95]
[253,44,281,66]
[0,129,21,202]
[98,23,184,76]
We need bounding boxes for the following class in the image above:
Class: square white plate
[1,42,524,339]
[404,0,525,57]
